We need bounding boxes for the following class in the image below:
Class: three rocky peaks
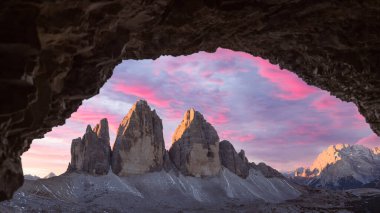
[68,100,280,179]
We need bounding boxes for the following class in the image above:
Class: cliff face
[68,119,111,175]
[111,100,165,176]
[1,0,379,200]
[219,140,250,178]
[169,109,221,177]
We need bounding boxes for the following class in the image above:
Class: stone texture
[111,100,165,176]
[68,119,111,175]
[169,108,221,177]
[219,140,250,178]
[1,0,380,200]
[251,162,284,178]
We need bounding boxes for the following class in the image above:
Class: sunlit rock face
[294,144,380,189]
[111,100,165,176]
[68,119,111,175]
[219,140,250,178]
[169,109,221,177]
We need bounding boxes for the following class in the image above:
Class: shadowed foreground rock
[0,0,379,200]
[219,140,250,178]
[251,162,284,178]
[169,108,221,177]
[112,100,165,176]
[68,118,111,175]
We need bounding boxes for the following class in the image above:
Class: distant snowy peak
[293,144,380,189]
[24,174,40,180]
[44,172,56,179]
[297,144,380,178]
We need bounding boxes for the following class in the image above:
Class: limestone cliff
[169,109,221,177]
[111,100,165,176]
[219,140,250,178]
[68,118,111,175]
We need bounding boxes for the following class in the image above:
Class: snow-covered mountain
[24,174,40,181]
[292,144,380,189]
[43,172,56,179]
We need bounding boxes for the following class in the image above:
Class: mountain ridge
[292,144,380,189]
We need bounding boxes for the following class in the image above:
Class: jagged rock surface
[219,140,250,178]
[68,119,111,175]
[111,100,165,176]
[293,144,380,189]
[1,0,380,200]
[169,109,221,177]
[251,162,284,179]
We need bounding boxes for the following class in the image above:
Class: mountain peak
[294,143,380,189]
[112,100,165,176]
[86,125,93,133]
[93,118,110,142]
[43,172,56,179]
[169,109,221,177]
[119,100,153,132]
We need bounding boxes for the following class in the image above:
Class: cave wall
[0,0,379,200]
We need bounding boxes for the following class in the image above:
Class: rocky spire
[93,118,110,144]
[68,118,111,175]
[219,140,250,178]
[111,100,165,176]
[169,108,221,177]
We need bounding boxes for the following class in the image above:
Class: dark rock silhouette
[68,119,111,175]
[219,140,250,178]
[251,162,284,178]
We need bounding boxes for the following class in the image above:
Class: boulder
[68,118,111,175]
[219,140,250,178]
[169,108,221,177]
[111,100,165,176]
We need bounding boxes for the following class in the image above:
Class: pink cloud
[113,84,171,108]
[287,124,328,138]
[45,126,82,139]
[356,134,380,149]
[220,130,255,143]
[236,134,256,142]
[71,107,120,134]
[255,59,317,100]
[312,95,339,111]
[204,107,230,125]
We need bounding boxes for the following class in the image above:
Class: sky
[22,48,380,177]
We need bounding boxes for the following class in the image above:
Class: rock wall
[68,119,111,175]
[169,109,221,177]
[219,140,250,178]
[1,0,379,200]
[111,100,165,176]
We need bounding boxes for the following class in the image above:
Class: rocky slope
[1,0,380,200]
[293,144,380,189]
[169,108,222,177]
[67,118,111,175]
[112,100,165,176]
[0,169,302,212]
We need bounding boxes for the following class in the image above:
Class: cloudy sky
[22,48,380,177]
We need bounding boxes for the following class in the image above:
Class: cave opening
[21,48,377,179]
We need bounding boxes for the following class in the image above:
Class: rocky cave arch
[0,0,379,201]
